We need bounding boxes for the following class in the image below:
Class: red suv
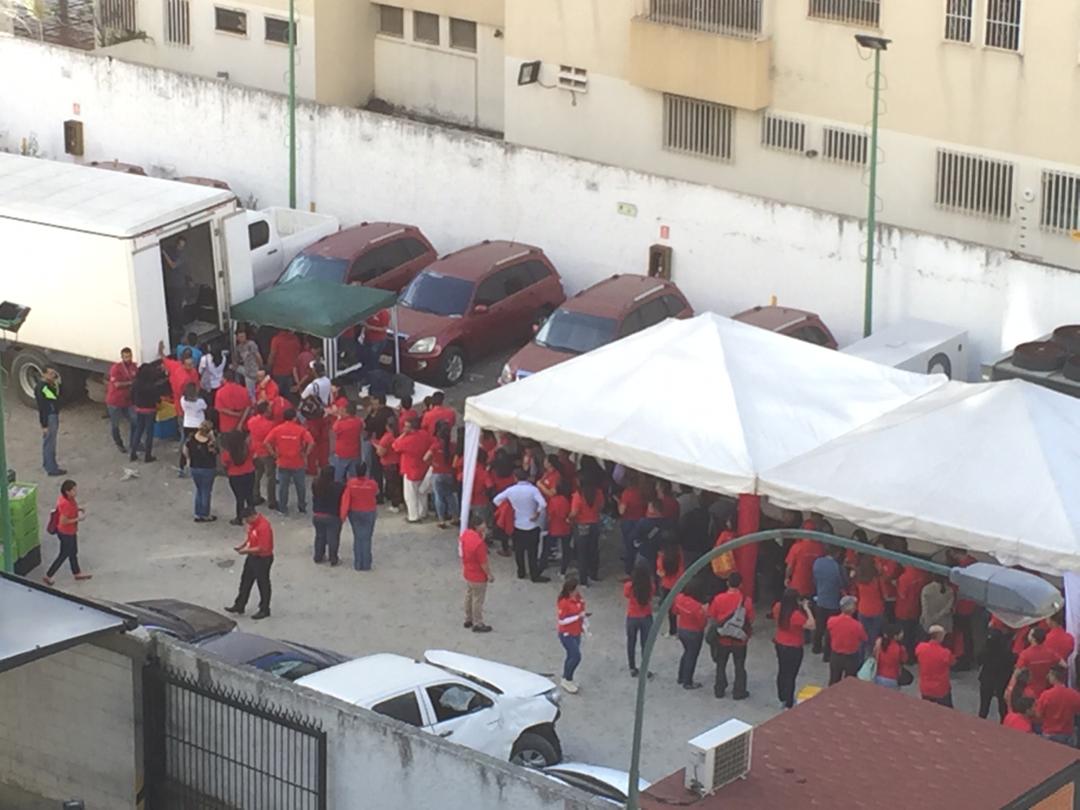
[276,222,436,292]
[394,240,566,385]
[732,305,838,349]
[499,275,692,384]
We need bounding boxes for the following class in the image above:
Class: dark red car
[393,240,566,385]
[732,305,838,349]
[499,274,692,384]
[276,222,435,292]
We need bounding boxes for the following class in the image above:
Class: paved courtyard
[4,378,987,782]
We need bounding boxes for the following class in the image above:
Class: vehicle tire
[10,349,50,408]
[438,346,466,387]
[926,352,952,379]
[510,731,560,768]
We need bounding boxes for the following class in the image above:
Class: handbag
[46,508,59,536]
[857,656,877,682]
[898,666,914,687]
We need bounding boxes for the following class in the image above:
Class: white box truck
[0,154,254,406]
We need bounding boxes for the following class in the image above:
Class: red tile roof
[642,678,1080,810]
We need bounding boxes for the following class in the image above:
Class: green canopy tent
[230,278,399,377]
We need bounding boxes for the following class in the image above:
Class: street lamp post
[288,0,297,208]
[855,34,890,338]
[625,528,1062,809]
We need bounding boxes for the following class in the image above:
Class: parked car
[499,274,692,384]
[89,159,147,175]
[296,650,562,766]
[247,207,340,292]
[542,763,652,806]
[176,175,232,191]
[732,304,838,349]
[276,222,435,292]
[197,631,348,681]
[393,240,566,386]
[113,599,236,643]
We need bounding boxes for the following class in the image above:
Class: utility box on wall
[63,119,84,156]
[648,243,673,280]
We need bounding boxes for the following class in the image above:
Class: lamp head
[855,34,891,51]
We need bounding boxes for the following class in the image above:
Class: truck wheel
[10,350,50,408]
[510,731,560,768]
[438,346,466,387]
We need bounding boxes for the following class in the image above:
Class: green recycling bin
[6,482,41,575]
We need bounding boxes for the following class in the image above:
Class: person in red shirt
[265,409,314,515]
[785,530,824,599]
[773,588,816,708]
[1046,613,1076,664]
[219,430,256,526]
[947,548,979,670]
[106,347,137,452]
[854,557,885,654]
[618,472,646,578]
[557,576,586,693]
[331,402,365,483]
[708,572,754,699]
[43,479,91,585]
[875,555,901,623]
[421,421,457,530]
[460,512,494,632]
[1036,665,1080,744]
[420,390,456,435]
[569,468,605,586]
[363,308,391,367]
[159,341,199,408]
[479,429,498,457]
[624,564,655,677]
[225,508,274,619]
[895,565,931,661]
[393,417,434,523]
[675,585,709,690]
[267,330,302,398]
[657,540,685,636]
[827,596,868,685]
[537,454,562,499]
[873,623,907,689]
[340,463,379,571]
[254,369,280,404]
[657,479,680,525]
[1017,626,1064,697]
[375,416,403,512]
[247,401,278,511]
[397,396,418,439]
[214,370,251,434]
[1003,696,1036,734]
[916,625,956,707]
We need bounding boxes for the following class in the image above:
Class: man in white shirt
[301,361,332,407]
[493,468,550,584]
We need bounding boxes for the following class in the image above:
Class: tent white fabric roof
[760,379,1080,574]
[464,313,946,495]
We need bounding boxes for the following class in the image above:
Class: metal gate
[144,662,327,810]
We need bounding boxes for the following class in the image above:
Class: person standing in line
[1036,665,1080,745]
[330,401,364,484]
[916,625,956,707]
[129,362,165,463]
[920,576,956,638]
[293,337,318,399]
[946,548,978,671]
[873,623,907,690]
[43,479,91,585]
[183,421,218,523]
[420,390,456,434]
[340,463,378,571]
[465,447,493,532]
[35,366,65,477]
[267,329,302,402]
[568,467,605,586]
[493,467,550,583]
[854,556,886,655]
[557,576,586,694]
[106,347,137,453]
[461,511,494,633]
[537,454,563,500]
[1016,626,1063,697]
[214,370,251,435]
[811,547,846,661]
[219,430,256,526]
[617,472,646,579]
[247,401,278,510]
[773,588,816,708]
[198,346,228,407]
[978,620,1017,721]
[826,596,867,685]
[784,523,824,599]
[176,382,208,478]
[254,369,280,404]
[375,415,403,513]
[424,420,458,529]
[234,326,263,397]
[158,341,199,409]
[895,564,931,661]
[544,479,573,576]
[708,572,754,700]
[656,540,685,637]
[674,583,708,690]
[624,563,654,678]
[225,507,274,620]
[311,466,345,566]
[174,331,203,366]
[1004,697,1037,734]
[397,395,418,437]
[393,417,434,524]
[265,408,314,515]
[299,361,332,474]
[1045,612,1076,664]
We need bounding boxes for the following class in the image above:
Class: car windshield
[534,309,617,354]
[277,254,349,284]
[399,271,474,317]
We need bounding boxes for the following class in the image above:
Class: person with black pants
[978,624,1016,721]
[569,469,605,586]
[492,468,550,583]
[225,508,274,620]
[708,572,753,699]
[826,596,867,685]
[43,479,91,585]
[773,588,816,709]
[220,430,256,526]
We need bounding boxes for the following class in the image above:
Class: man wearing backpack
[708,572,754,700]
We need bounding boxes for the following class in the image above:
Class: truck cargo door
[223,210,255,307]
[132,245,169,363]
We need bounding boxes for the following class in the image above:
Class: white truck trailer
[0,154,254,406]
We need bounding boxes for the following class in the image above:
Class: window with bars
[985,0,1022,51]
[1040,170,1080,234]
[761,114,806,153]
[663,94,734,161]
[808,0,880,27]
[935,149,1014,219]
[100,0,137,31]
[822,127,867,166]
[215,6,247,35]
[944,0,972,42]
[164,0,190,45]
[646,0,763,38]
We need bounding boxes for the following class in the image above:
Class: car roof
[296,653,452,704]
[124,599,236,641]
[303,222,421,259]
[561,274,678,319]
[198,631,304,662]
[424,240,546,281]
[733,304,819,331]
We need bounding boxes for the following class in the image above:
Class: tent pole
[458,422,480,556]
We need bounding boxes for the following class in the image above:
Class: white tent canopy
[463,313,946,495]
[760,379,1080,575]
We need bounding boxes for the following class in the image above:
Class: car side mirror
[473,304,489,315]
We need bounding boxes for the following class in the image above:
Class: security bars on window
[646,0,763,38]
[808,0,880,27]
[985,0,1022,51]
[822,127,867,166]
[944,0,973,42]
[100,0,137,31]
[935,149,1014,220]
[761,114,806,154]
[164,0,190,45]
[663,94,734,161]
[1040,170,1080,234]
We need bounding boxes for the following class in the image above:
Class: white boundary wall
[3,36,1079,370]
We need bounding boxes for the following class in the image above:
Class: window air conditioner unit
[684,719,752,796]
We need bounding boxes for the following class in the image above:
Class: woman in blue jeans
[311,466,344,565]
[341,463,379,571]
[556,576,586,694]
[183,421,218,522]
[624,564,654,677]
[424,421,459,529]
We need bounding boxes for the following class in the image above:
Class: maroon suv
[394,240,566,385]
[276,222,436,292]
[500,274,692,384]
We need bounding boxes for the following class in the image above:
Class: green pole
[863,47,882,338]
[0,369,11,573]
[625,529,950,809]
[288,0,296,208]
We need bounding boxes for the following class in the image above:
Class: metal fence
[645,0,763,38]
[144,662,327,810]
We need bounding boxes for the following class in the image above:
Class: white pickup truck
[246,207,339,292]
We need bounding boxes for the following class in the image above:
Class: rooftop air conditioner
[684,719,753,796]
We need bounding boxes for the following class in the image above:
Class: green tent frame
[230,279,397,339]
